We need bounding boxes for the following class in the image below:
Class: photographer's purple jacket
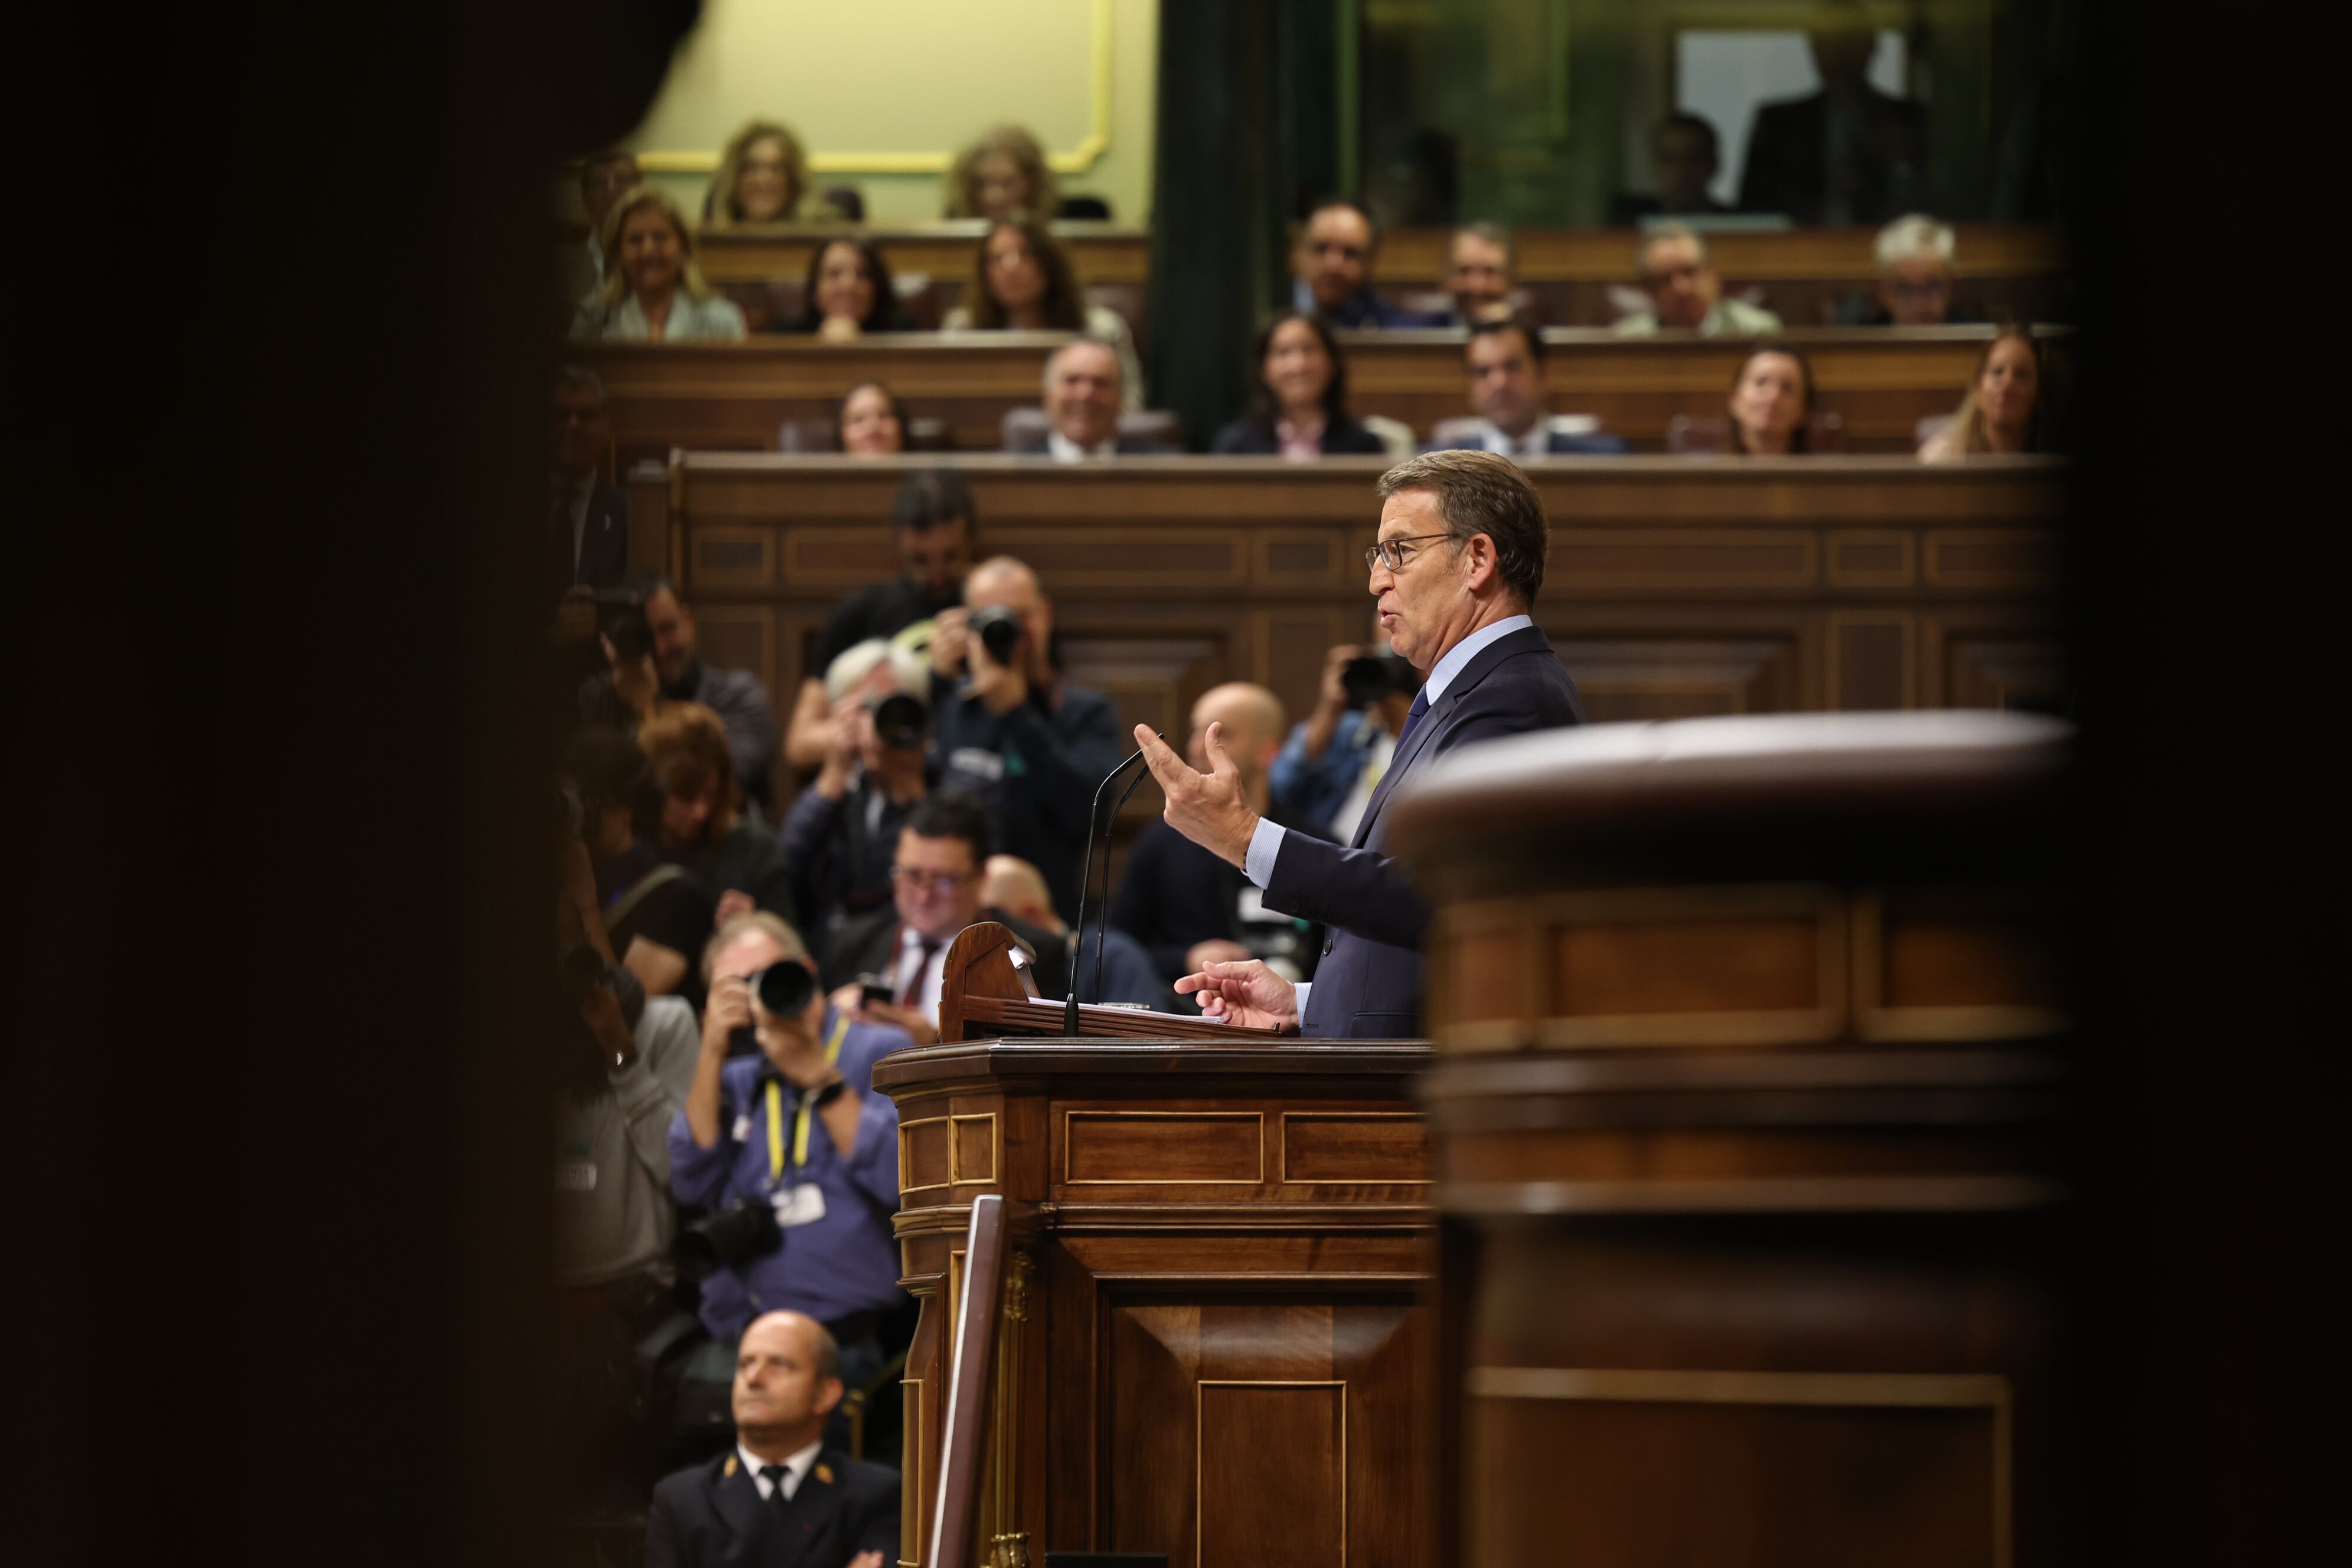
[666,1024,906,1338]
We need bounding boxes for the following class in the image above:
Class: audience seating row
[625,452,2069,754]
[575,325,2068,466]
[674,223,2067,329]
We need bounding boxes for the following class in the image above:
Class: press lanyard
[764,1013,851,1180]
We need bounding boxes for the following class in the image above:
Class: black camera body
[1341,653,1419,711]
[968,603,1025,667]
[677,1197,781,1279]
[590,586,653,665]
[867,690,927,750]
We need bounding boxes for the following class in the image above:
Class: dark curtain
[1144,0,1287,448]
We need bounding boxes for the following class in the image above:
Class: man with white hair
[1863,213,1965,326]
[1010,338,1180,459]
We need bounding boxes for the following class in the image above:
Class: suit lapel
[1351,626,1546,848]
[707,1454,775,1557]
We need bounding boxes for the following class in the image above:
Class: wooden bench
[628,452,2069,752]
[574,325,2067,468]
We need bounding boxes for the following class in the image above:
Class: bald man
[928,556,1124,922]
[1110,683,1312,987]
[646,1311,898,1568]
[983,854,1170,1010]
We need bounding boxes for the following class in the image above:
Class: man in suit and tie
[1425,320,1628,457]
[1009,339,1180,460]
[645,1309,898,1568]
[1136,450,1583,1038]
[1736,6,1927,226]
[551,366,629,604]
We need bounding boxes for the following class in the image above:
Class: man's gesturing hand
[1135,721,1259,869]
[1175,959,1298,1033]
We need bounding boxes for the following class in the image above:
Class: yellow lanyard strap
[765,1014,851,1180]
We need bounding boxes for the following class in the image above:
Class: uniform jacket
[644,1444,898,1568]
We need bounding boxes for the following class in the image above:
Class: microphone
[1064,735,1158,1036]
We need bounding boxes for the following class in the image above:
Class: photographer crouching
[667,916,906,1459]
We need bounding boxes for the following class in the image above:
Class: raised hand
[1135,721,1259,868]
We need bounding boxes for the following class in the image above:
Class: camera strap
[765,1013,853,1180]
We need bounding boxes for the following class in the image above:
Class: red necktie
[899,940,940,1006]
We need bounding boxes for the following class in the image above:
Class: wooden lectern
[873,923,1433,1567]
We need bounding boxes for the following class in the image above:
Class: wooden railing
[926,1193,1028,1568]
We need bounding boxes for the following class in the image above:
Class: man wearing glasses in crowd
[818,790,1064,1043]
[1136,450,1584,1038]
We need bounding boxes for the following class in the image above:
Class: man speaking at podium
[1136,450,1583,1038]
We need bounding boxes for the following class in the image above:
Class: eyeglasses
[893,867,973,896]
[1364,534,1454,574]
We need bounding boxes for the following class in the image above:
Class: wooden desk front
[872,1038,1433,1567]
[576,326,2058,468]
[633,452,2069,752]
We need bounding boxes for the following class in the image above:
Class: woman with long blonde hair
[569,187,745,342]
[945,125,1060,221]
[703,119,812,226]
[1920,327,2052,461]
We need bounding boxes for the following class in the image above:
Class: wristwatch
[806,1072,848,1109]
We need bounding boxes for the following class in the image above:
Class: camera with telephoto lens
[753,960,816,1018]
[1341,653,1418,711]
[677,1195,782,1279]
[866,690,927,750]
[967,603,1025,667]
[589,586,653,665]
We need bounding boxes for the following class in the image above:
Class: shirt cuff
[1243,818,1286,890]
[1291,981,1311,1023]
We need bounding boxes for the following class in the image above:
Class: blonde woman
[1920,328,2051,461]
[703,119,812,226]
[569,187,746,342]
[945,125,1060,221]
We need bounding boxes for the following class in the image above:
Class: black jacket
[644,1444,897,1568]
[819,903,1073,1004]
[1110,819,1251,981]
[1265,625,1583,1038]
[550,476,628,605]
[930,678,1126,924]
[1210,417,1390,456]
[1737,89,1928,225]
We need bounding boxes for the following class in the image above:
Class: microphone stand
[1063,736,1157,1036]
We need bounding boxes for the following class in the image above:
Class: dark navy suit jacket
[1426,427,1629,457]
[645,1443,898,1568]
[1263,623,1583,1038]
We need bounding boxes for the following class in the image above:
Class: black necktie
[760,1464,792,1510]
[1393,690,1430,753]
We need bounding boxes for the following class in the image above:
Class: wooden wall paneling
[690,604,778,718]
[1827,610,1920,710]
[1538,603,1821,718]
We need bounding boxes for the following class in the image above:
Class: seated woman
[778,639,935,936]
[1725,343,1817,456]
[1211,310,1389,457]
[791,237,903,342]
[836,381,909,456]
[702,119,812,226]
[637,702,797,932]
[1920,327,2051,462]
[945,125,1061,221]
[940,218,1144,410]
[569,187,746,342]
[563,727,716,1008]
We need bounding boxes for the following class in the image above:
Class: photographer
[927,556,1122,922]
[1269,642,1423,843]
[1111,684,1314,987]
[778,639,933,937]
[579,574,780,812]
[668,914,905,1425]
